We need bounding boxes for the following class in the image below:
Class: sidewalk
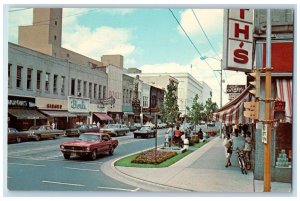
[105,137,292,193]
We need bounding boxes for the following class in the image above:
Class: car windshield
[79,134,99,141]
[29,126,40,130]
[106,124,119,129]
[140,127,150,131]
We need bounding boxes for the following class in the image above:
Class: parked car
[60,132,119,160]
[207,122,215,127]
[133,126,157,138]
[128,124,137,132]
[133,123,142,130]
[100,124,129,136]
[7,128,28,143]
[157,122,167,129]
[19,125,64,141]
[65,124,99,137]
[144,122,155,129]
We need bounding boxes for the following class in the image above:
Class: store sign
[8,96,36,108]
[274,100,285,111]
[47,104,62,109]
[226,85,246,93]
[68,97,89,113]
[223,9,254,72]
[228,93,240,101]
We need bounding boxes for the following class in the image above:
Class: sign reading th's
[223,9,254,72]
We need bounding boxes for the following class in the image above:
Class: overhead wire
[191,9,227,79]
[168,8,219,83]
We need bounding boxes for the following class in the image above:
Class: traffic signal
[244,101,259,120]
[248,69,261,98]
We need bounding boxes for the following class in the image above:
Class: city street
[7,129,167,192]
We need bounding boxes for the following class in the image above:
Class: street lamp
[200,56,223,108]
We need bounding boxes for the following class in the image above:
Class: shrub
[132,150,177,164]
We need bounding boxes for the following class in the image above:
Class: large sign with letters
[223,9,254,72]
[68,97,89,113]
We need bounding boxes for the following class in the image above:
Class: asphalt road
[6,128,167,194]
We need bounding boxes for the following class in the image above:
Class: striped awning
[276,79,292,123]
[210,86,255,125]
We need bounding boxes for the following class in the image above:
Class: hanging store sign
[226,85,246,93]
[223,9,254,72]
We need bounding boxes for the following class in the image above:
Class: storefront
[68,97,90,127]
[8,96,47,131]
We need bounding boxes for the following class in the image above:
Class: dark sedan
[18,125,64,141]
[133,126,157,138]
[7,128,28,143]
[64,124,99,137]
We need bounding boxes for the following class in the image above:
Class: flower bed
[131,150,177,164]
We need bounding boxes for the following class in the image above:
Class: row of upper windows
[8,64,107,100]
[70,78,106,100]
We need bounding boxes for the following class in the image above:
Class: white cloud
[139,57,246,107]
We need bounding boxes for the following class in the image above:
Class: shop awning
[144,114,153,119]
[124,112,134,116]
[40,110,77,117]
[276,79,292,123]
[210,86,255,125]
[93,112,113,121]
[8,108,47,119]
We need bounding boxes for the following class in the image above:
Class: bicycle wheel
[238,158,244,174]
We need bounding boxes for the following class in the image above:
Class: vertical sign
[262,124,267,144]
[223,9,254,72]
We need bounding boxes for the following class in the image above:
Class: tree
[189,94,205,127]
[164,81,179,123]
[204,98,219,122]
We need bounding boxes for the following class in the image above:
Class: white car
[157,122,167,129]
[144,122,155,129]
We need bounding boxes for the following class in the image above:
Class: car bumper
[61,149,91,157]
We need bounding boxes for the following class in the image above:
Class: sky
[7,6,250,107]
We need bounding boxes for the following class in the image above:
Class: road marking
[8,162,45,167]
[64,167,99,172]
[97,186,140,192]
[42,180,84,187]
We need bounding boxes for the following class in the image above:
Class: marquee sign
[223,9,254,72]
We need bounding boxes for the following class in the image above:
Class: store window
[8,64,11,87]
[77,80,81,96]
[98,85,102,99]
[275,123,292,168]
[103,86,106,99]
[37,70,42,90]
[45,73,50,92]
[83,81,87,97]
[94,83,97,100]
[61,76,65,94]
[16,65,22,88]
[27,68,32,90]
[89,82,92,99]
[71,78,75,96]
[53,74,58,94]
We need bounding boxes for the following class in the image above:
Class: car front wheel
[16,137,22,143]
[63,154,70,159]
[109,146,114,155]
[90,150,97,160]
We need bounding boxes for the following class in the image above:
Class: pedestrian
[97,121,100,129]
[223,134,233,168]
[165,124,174,147]
[198,128,203,140]
[51,122,55,129]
[174,126,183,148]
[243,131,252,161]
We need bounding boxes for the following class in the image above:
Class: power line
[168,8,219,82]
[9,8,31,12]
[191,9,222,61]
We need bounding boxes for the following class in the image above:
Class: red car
[60,132,118,160]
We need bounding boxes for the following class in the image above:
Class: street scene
[4,5,294,197]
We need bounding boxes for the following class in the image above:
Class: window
[71,79,75,96]
[94,83,97,99]
[83,81,87,97]
[53,74,58,94]
[98,85,102,99]
[16,65,22,88]
[275,123,292,168]
[45,73,50,92]
[54,35,57,40]
[77,80,81,96]
[129,90,132,104]
[123,89,126,103]
[55,21,57,25]
[8,64,11,87]
[37,70,42,90]
[89,82,92,99]
[103,86,106,99]
[27,68,32,90]
[61,76,65,94]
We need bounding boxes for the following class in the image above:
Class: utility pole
[213,67,223,108]
[264,9,272,192]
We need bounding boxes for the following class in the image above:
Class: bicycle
[236,147,247,175]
